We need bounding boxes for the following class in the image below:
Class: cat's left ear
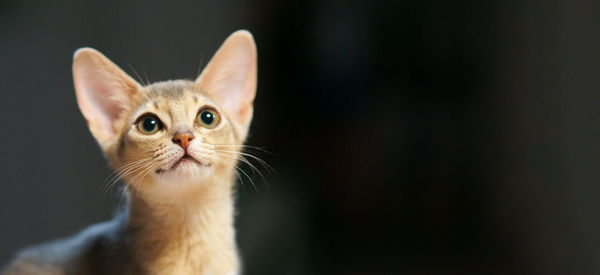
[73,48,142,148]
[196,30,257,140]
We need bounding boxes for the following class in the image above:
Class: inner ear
[195,30,257,131]
[73,48,141,146]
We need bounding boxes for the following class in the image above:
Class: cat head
[72,30,257,198]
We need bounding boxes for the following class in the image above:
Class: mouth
[156,154,210,174]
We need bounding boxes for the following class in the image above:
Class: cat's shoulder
[2,215,131,275]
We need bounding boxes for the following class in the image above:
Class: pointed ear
[196,30,257,139]
[73,48,141,147]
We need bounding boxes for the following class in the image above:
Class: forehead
[130,80,216,119]
[146,79,196,99]
[144,80,215,107]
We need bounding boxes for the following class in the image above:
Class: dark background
[1,0,599,273]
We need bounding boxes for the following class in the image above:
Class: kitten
[2,30,257,275]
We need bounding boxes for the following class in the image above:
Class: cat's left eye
[136,115,163,135]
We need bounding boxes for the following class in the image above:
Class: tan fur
[113,84,242,274]
[72,30,255,274]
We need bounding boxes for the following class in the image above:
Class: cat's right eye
[136,115,163,135]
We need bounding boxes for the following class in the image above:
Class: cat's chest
[150,247,238,275]
[139,229,239,275]
[129,198,238,274]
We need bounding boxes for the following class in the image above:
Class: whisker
[131,161,161,197]
[126,160,160,198]
[233,170,246,195]
[121,162,151,200]
[127,64,147,86]
[104,158,150,184]
[213,149,275,174]
[213,144,275,155]
[101,159,145,191]
[100,158,154,197]
[141,65,151,86]
[215,152,269,190]
[232,164,257,192]
[213,152,269,191]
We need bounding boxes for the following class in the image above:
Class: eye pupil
[200,111,215,125]
[143,118,157,132]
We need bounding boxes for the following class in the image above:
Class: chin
[153,158,215,185]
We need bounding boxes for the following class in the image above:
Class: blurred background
[1,0,599,273]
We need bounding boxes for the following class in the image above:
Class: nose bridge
[168,99,191,128]
[167,100,195,150]
[172,122,191,134]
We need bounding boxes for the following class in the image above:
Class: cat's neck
[127,173,238,274]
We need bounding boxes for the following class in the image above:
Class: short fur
[2,30,258,275]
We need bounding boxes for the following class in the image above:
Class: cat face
[72,30,257,196]
[118,81,239,185]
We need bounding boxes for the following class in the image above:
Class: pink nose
[172,132,194,150]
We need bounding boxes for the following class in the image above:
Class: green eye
[136,115,162,134]
[197,108,220,129]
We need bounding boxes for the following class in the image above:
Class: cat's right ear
[73,48,141,147]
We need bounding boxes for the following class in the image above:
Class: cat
[1,30,257,275]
